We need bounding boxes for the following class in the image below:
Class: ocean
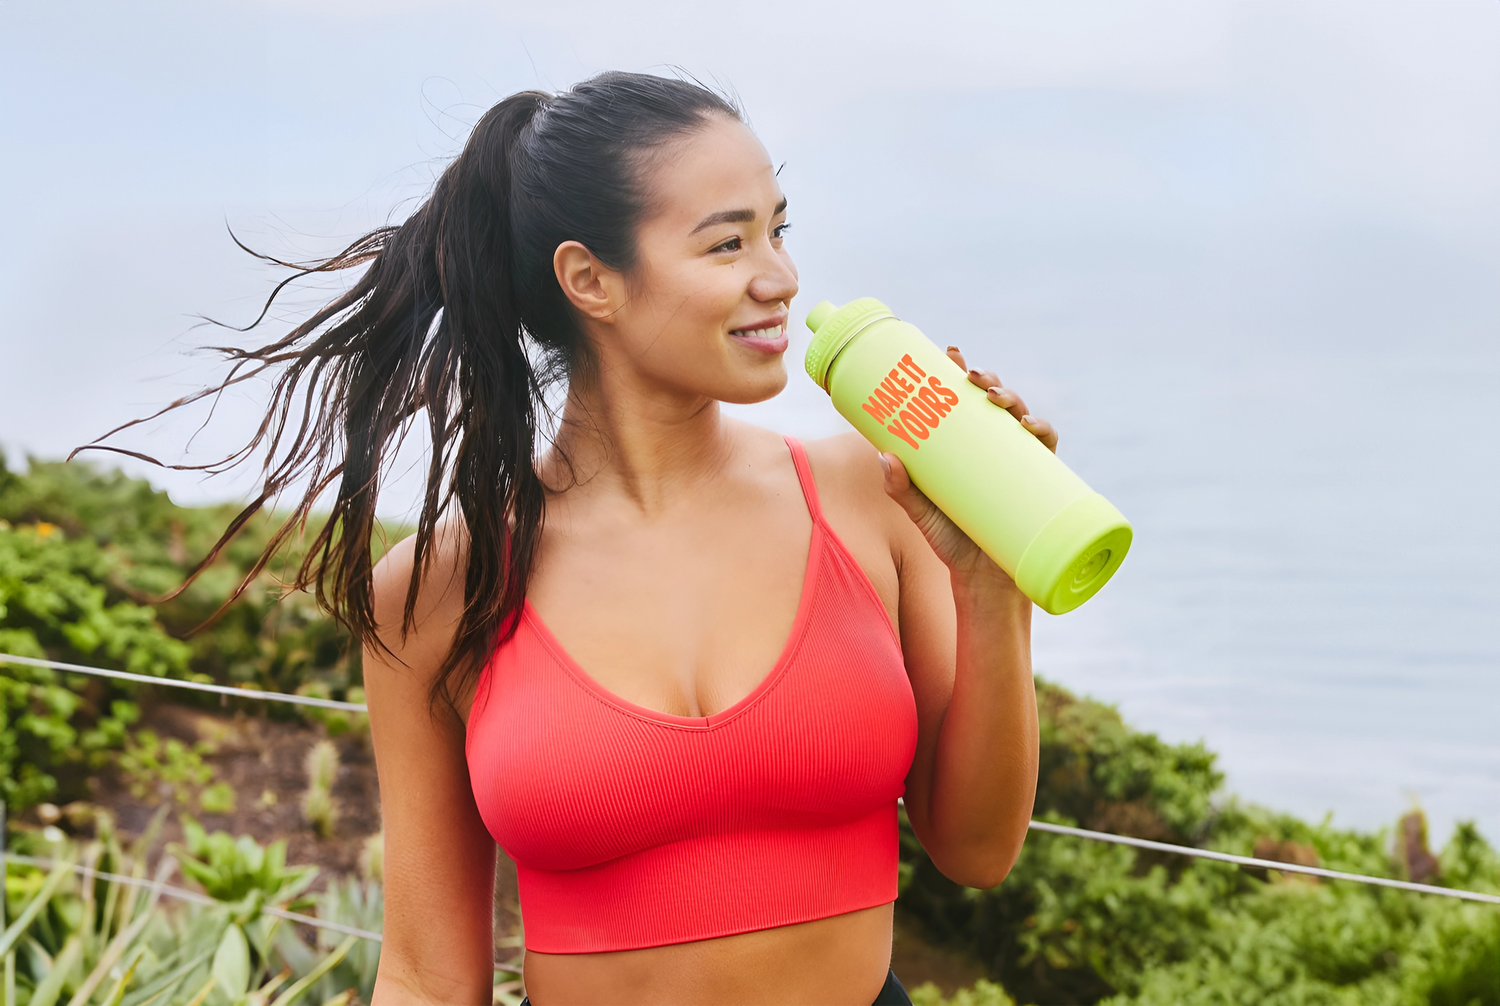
[727,90,1500,844]
[2,24,1494,846]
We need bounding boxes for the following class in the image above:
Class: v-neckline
[521,516,823,730]
[521,518,823,730]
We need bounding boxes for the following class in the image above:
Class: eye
[711,236,743,253]
[773,222,792,239]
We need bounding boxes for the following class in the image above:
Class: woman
[129,71,1050,1004]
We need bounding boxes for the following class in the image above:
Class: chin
[716,367,789,406]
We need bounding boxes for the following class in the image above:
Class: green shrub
[0,453,391,815]
[7,455,1499,1005]
[896,679,1500,1005]
[116,729,238,816]
[0,518,189,811]
[0,454,375,711]
[199,782,237,815]
[910,978,1017,1006]
[301,741,340,840]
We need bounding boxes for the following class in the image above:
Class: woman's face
[562,116,799,406]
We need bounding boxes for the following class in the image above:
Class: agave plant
[2,816,371,1006]
[271,879,379,1006]
[0,817,543,1006]
[266,878,527,1006]
[169,819,318,906]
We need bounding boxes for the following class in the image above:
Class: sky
[3,1,1496,492]
[2,0,1497,838]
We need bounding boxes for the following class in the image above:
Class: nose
[748,243,799,306]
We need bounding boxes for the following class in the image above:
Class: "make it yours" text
[860,354,961,450]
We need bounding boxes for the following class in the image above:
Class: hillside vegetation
[2,454,1496,1005]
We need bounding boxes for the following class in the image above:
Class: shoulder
[368,519,469,680]
[727,423,887,512]
[724,421,902,542]
[801,431,892,516]
[801,431,916,573]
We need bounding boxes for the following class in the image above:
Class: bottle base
[1014,494,1134,615]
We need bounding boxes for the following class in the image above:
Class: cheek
[620,253,751,371]
[617,275,726,370]
[654,266,744,339]
[635,256,721,316]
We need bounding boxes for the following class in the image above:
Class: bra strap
[783,436,825,523]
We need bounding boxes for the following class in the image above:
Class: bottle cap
[803,297,895,391]
[805,301,836,333]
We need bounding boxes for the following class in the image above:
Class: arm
[366,530,498,1005]
[887,351,1058,889]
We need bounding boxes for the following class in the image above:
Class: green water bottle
[804,298,1132,614]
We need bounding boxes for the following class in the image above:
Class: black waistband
[518,967,911,1005]
[874,968,913,1004]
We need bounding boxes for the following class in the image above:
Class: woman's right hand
[876,345,1058,583]
[877,449,1001,581]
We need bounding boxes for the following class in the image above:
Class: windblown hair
[76,72,741,707]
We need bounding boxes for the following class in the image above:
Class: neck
[544,366,734,515]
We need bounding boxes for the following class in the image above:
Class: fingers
[950,345,999,391]
[968,366,1003,395]
[947,345,1058,451]
[1020,414,1059,453]
[984,384,1029,424]
[878,451,932,522]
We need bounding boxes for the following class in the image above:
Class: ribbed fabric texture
[466,437,919,954]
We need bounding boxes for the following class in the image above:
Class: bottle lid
[803,297,895,391]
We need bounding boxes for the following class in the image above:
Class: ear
[553,241,626,322]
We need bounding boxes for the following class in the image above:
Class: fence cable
[0,653,367,712]
[1026,821,1500,905]
[4,852,385,942]
[5,652,1499,907]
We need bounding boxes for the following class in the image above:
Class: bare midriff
[520,903,894,1006]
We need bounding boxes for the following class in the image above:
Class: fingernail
[947,345,961,353]
[878,454,891,476]
[1021,414,1035,425]
[987,386,1005,397]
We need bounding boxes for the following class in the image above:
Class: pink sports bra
[465,437,919,953]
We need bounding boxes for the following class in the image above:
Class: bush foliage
[3,454,1497,1005]
[896,681,1500,1004]
[0,454,365,694]
[0,454,368,813]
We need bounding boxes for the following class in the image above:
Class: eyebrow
[690,197,788,235]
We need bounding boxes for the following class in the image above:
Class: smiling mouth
[729,323,787,339]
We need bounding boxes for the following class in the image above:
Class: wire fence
[1025,821,1500,904]
[1,852,385,943]
[5,651,1499,909]
[0,653,366,712]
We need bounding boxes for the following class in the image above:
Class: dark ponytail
[76,72,741,707]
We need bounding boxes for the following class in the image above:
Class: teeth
[734,324,785,338]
